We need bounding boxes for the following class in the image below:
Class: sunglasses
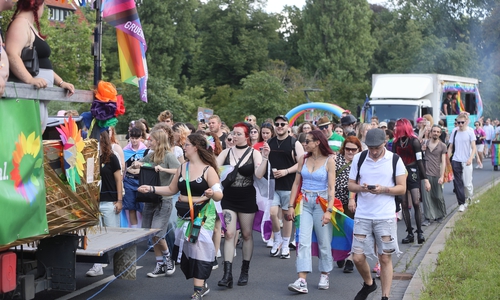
[250,130,258,134]
[318,125,329,130]
[246,119,253,122]
[304,139,315,144]
[345,147,358,152]
[227,138,233,142]
[275,122,287,127]
[457,121,465,125]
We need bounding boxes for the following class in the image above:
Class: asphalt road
[33,158,499,300]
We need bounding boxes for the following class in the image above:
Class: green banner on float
[0,99,48,246]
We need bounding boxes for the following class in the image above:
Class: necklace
[276,138,286,148]
[400,137,409,148]
[235,145,248,149]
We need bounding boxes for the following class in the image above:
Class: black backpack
[355,150,403,212]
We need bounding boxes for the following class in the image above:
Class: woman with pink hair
[392,119,431,245]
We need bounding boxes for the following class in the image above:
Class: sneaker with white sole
[266,238,274,248]
[270,240,282,257]
[318,274,329,290]
[200,282,210,297]
[280,247,290,259]
[86,264,103,277]
[147,263,166,278]
[288,278,308,294]
[164,256,176,275]
[458,204,465,212]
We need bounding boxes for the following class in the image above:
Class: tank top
[268,136,296,190]
[301,156,329,191]
[31,27,52,70]
[178,165,210,196]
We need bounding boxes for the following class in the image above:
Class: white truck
[363,74,483,127]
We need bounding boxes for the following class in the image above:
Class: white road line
[55,266,143,300]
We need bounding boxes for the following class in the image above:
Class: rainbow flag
[492,141,500,167]
[102,0,148,102]
[294,193,354,261]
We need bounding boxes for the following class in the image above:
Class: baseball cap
[317,116,331,127]
[365,128,386,147]
[274,115,289,122]
[379,122,388,128]
[341,114,356,125]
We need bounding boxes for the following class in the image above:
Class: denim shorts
[351,218,401,259]
[142,198,173,238]
[271,190,291,209]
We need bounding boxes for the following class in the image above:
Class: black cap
[274,115,289,122]
[341,114,357,125]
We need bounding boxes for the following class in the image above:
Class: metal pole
[90,0,103,140]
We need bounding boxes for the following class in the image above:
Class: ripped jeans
[351,218,401,259]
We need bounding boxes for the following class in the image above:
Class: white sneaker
[270,240,282,257]
[86,264,103,277]
[266,238,274,248]
[280,247,290,259]
[458,204,465,212]
[318,274,329,290]
[288,278,308,294]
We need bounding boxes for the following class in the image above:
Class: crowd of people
[0,2,496,299]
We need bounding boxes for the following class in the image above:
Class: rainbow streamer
[293,193,354,261]
[102,0,148,102]
[285,102,346,126]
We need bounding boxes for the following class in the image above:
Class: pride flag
[102,0,148,102]
[294,193,354,261]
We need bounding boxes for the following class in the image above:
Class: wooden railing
[3,82,94,103]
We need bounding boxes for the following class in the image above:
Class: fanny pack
[175,200,208,220]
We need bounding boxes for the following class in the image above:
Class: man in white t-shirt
[483,118,495,157]
[348,128,406,300]
[447,113,476,212]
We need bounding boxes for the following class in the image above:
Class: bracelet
[58,80,64,87]
[288,205,294,208]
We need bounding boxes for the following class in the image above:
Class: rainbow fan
[56,116,86,191]
[10,132,43,204]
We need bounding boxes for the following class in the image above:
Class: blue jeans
[296,191,333,273]
[99,202,120,227]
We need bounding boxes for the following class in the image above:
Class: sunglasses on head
[275,122,287,127]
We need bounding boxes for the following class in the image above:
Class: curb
[401,176,500,300]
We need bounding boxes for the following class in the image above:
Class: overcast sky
[266,0,387,13]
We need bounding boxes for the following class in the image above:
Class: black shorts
[406,165,420,190]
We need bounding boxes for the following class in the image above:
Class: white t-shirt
[484,124,495,140]
[349,150,406,220]
[449,128,475,163]
[174,145,184,159]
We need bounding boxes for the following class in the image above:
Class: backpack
[355,150,402,212]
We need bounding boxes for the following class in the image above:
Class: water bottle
[189,215,202,243]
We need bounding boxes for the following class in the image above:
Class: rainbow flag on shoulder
[294,193,354,261]
[102,0,148,102]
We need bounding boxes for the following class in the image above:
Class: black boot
[402,233,414,244]
[416,230,425,244]
[237,260,250,286]
[218,261,233,288]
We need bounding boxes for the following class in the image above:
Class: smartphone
[367,185,376,190]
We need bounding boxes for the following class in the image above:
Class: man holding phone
[348,128,406,300]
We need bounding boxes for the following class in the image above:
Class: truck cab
[363,74,483,128]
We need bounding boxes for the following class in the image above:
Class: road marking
[55,266,143,300]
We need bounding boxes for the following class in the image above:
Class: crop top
[177,165,210,196]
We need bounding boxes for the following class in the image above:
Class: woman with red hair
[216,122,267,288]
[6,0,75,131]
[393,119,431,245]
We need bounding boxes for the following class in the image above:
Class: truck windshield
[370,104,419,123]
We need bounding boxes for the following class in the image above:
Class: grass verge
[419,183,500,300]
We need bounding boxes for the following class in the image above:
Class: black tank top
[268,136,296,190]
[32,28,52,70]
[178,165,210,196]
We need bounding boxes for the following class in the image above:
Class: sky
[266,0,387,13]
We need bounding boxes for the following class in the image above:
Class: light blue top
[300,157,329,191]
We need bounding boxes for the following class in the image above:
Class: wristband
[288,205,294,208]
[58,80,64,87]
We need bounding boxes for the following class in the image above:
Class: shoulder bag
[220,147,252,189]
[21,26,39,77]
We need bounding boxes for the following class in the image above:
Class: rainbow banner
[102,0,148,102]
[492,141,500,167]
[293,192,353,261]
[442,82,483,118]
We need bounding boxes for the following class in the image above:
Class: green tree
[191,0,279,88]
[298,0,375,80]
[268,5,303,69]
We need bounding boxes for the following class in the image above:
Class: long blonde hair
[149,130,171,165]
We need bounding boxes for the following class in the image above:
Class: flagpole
[91,0,103,140]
